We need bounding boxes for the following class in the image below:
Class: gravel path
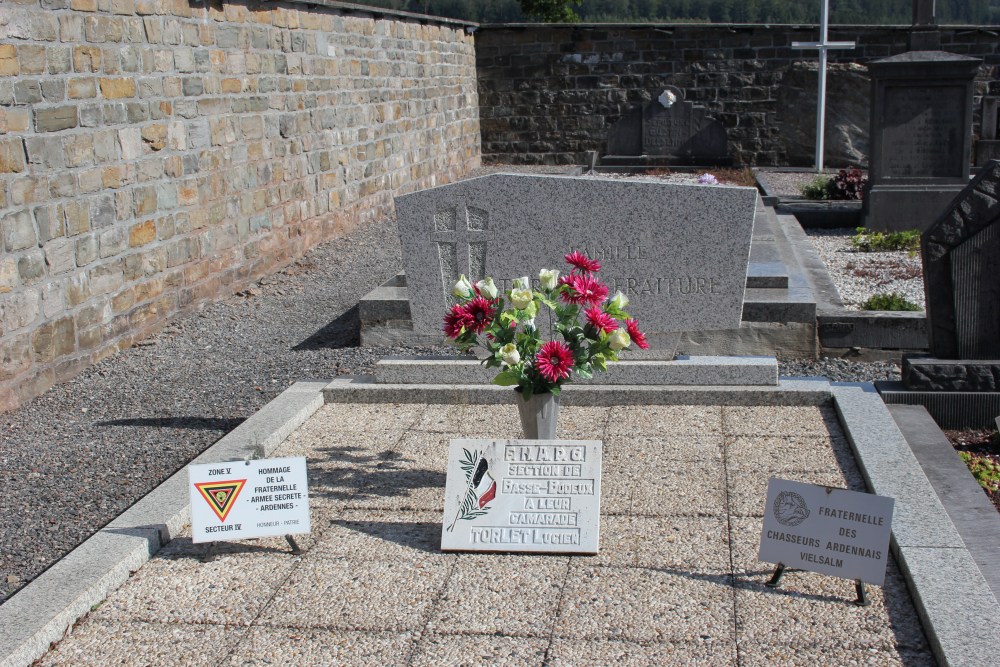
[806,228,925,311]
[0,166,901,605]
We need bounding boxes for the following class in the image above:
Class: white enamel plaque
[188,456,311,544]
[441,439,602,554]
[758,478,894,585]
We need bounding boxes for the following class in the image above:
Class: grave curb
[0,381,327,667]
[832,385,1000,667]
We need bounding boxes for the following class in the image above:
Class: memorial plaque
[396,173,757,336]
[758,478,894,586]
[641,87,728,161]
[880,85,965,179]
[188,456,311,543]
[441,439,602,554]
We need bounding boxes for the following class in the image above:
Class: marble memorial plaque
[396,173,757,336]
[758,478,894,586]
[441,439,602,554]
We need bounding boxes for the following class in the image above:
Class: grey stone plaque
[441,439,602,554]
[641,86,728,161]
[758,478,894,586]
[922,160,1000,359]
[395,173,757,336]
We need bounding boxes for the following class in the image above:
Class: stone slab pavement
[32,401,935,666]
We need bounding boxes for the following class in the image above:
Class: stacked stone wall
[0,0,481,410]
[476,24,1000,165]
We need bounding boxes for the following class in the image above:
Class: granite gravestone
[394,173,758,339]
[976,97,1000,166]
[861,51,981,232]
[920,160,1000,363]
[605,86,729,166]
[441,439,602,554]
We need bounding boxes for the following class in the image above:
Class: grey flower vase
[516,390,560,439]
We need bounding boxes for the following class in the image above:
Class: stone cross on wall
[430,205,495,296]
[913,0,936,26]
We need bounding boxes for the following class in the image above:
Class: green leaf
[549,385,562,396]
[492,370,521,386]
[592,353,607,372]
[575,367,593,380]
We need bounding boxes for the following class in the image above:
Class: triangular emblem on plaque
[194,479,247,522]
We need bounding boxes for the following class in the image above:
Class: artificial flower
[609,291,629,310]
[585,306,618,334]
[560,273,609,307]
[536,341,574,382]
[500,343,520,366]
[476,277,498,300]
[609,328,631,351]
[698,173,719,185]
[624,318,649,350]
[452,275,473,299]
[465,297,496,334]
[565,250,601,274]
[443,304,473,338]
[539,268,559,291]
[510,287,533,310]
[512,276,531,290]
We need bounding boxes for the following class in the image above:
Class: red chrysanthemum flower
[565,250,601,274]
[464,296,496,334]
[535,341,574,383]
[585,306,618,334]
[443,304,474,338]
[444,303,475,338]
[560,273,609,307]
[625,318,650,350]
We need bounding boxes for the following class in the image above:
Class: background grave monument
[976,97,1000,166]
[603,86,730,167]
[877,160,1000,427]
[860,1,982,233]
[393,173,757,351]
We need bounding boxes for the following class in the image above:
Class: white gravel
[805,228,925,311]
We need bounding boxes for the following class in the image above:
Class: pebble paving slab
[36,403,934,666]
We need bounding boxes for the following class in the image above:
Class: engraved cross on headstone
[429,204,495,296]
[792,0,856,172]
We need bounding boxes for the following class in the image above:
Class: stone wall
[476,24,1000,166]
[0,0,481,410]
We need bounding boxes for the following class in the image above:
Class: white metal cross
[792,0,856,172]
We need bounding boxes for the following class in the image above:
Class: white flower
[538,268,559,291]
[510,287,533,310]
[476,277,498,299]
[658,89,677,108]
[452,275,473,299]
[698,173,719,185]
[500,343,520,366]
[609,328,631,350]
[512,276,531,291]
[610,291,629,310]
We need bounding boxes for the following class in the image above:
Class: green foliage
[520,0,582,22]
[859,292,922,312]
[800,175,831,200]
[851,228,921,252]
[959,452,1000,493]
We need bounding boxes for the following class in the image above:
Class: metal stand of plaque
[201,449,305,563]
[765,563,870,607]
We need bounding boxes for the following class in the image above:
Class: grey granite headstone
[605,87,728,165]
[395,173,757,337]
[921,160,1000,359]
[861,51,981,232]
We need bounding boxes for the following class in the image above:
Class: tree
[520,0,583,22]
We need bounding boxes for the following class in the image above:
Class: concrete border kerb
[0,381,328,667]
[3,378,998,667]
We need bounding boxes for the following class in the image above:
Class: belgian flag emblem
[194,479,247,522]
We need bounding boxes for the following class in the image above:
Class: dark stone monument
[921,160,1000,361]
[860,51,981,233]
[603,86,729,167]
[877,161,1000,427]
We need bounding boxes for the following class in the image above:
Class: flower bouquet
[443,251,650,408]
